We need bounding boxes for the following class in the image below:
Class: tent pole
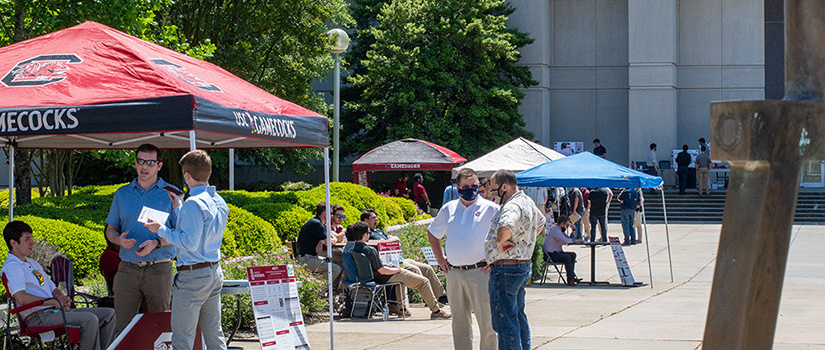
[229,148,235,191]
[7,144,13,222]
[189,130,196,151]
[660,188,673,282]
[641,192,652,288]
[323,147,334,349]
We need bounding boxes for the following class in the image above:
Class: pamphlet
[137,206,169,225]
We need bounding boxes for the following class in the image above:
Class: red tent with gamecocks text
[0,21,328,149]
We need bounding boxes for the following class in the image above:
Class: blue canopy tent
[516,152,672,287]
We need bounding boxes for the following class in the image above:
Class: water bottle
[383,304,390,320]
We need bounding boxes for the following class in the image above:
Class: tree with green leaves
[344,0,536,159]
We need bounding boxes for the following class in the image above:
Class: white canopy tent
[451,137,565,179]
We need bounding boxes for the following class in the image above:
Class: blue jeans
[489,263,532,350]
[171,264,227,350]
[620,209,636,244]
[573,210,584,239]
[589,214,607,242]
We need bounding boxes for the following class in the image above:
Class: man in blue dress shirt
[105,143,179,336]
[146,150,228,350]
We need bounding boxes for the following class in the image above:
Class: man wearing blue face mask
[428,168,500,350]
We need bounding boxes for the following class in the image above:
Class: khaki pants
[388,269,440,312]
[582,208,591,239]
[28,307,115,350]
[403,259,445,297]
[634,210,643,242]
[113,261,173,336]
[298,254,342,289]
[697,167,710,194]
[446,267,496,350]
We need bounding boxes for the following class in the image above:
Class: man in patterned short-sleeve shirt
[484,169,545,350]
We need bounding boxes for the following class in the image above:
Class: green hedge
[387,196,420,221]
[244,203,312,242]
[0,216,106,280]
[225,204,281,257]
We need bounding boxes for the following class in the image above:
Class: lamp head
[328,28,350,54]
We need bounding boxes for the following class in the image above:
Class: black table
[572,241,610,285]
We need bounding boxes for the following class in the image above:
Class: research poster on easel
[247,264,310,350]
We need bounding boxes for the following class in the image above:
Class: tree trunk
[14,149,31,205]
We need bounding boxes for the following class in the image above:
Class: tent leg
[189,130,196,151]
[660,188,673,282]
[7,144,13,222]
[323,147,334,349]
[641,200,652,288]
[229,148,235,191]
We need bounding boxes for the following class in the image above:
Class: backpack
[340,284,376,318]
[558,193,573,217]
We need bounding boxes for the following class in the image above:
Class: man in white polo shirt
[1,221,115,350]
[428,168,500,350]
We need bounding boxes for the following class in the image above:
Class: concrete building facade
[507,0,766,167]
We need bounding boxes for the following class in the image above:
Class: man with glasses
[105,143,179,336]
[428,168,499,350]
[361,209,447,316]
[296,202,343,289]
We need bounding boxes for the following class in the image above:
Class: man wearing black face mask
[428,168,500,350]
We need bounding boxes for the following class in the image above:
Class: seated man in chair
[361,209,447,308]
[2,221,116,350]
[541,216,584,286]
[346,222,451,320]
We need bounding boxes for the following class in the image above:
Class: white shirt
[429,197,500,266]
[648,150,657,168]
[1,254,58,319]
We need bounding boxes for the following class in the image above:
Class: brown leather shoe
[430,310,452,319]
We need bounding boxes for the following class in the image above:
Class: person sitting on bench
[541,216,584,286]
[346,222,451,320]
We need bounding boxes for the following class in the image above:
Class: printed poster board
[246,265,310,350]
[608,237,637,286]
[377,241,403,268]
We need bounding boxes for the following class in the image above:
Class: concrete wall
[509,0,630,164]
[508,0,765,166]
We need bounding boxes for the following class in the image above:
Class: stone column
[628,0,678,165]
[507,0,552,145]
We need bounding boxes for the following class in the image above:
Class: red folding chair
[49,256,101,308]
[2,273,80,349]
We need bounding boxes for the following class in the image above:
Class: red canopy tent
[0,21,341,346]
[351,138,466,186]
[0,21,329,149]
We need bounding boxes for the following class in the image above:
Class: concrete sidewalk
[231,223,825,349]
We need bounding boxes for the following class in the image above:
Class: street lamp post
[328,28,350,182]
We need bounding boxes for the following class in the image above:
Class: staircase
[605,189,825,224]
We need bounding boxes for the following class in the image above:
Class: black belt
[450,261,487,270]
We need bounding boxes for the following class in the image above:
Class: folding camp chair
[350,252,403,320]
[49,256,101,308]
[540,251,567,285]
[2,274,80,349]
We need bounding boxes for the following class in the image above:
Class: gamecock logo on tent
[1,54,82,87]
[151,58,222,92]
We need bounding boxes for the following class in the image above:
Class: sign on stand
[377,241,403,268]
[246,265,310,350]
[377,241,408,307]
[608,237,639,286]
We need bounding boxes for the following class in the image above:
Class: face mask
[457,187,479,201]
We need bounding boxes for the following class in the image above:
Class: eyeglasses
[336,214,346,219]
[136,158,159,166]
[459,185,479,190]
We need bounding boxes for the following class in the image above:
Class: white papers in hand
[137,206,169,225]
